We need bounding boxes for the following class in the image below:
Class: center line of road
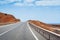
[27,22,39,40]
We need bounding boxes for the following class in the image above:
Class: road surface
[0,22,46,40]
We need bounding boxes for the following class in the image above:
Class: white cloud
[14,2,34,7]
[6,0,17,2]
[25,0,35,3]
[0,0,60,6]
[14,2,24,6]
[27,3,34,6]
[42,0,60,1]
[0,0,22,4]
[35,1,60,6]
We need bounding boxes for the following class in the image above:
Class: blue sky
[0,0,60,24]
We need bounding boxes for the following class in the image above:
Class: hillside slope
[0,12,20,25]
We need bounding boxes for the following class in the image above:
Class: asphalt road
[0,22,46,40]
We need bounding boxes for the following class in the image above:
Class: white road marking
[0,22,20,28]
[0,22,20,36]
[27,23,39,40]
[0,26,18,36]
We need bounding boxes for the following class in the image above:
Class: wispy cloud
[0,0,60,6]
[0,0,21,4]
[14,2,24,6]
[14,2,34,7]
[35,1,60,6]
[25,0,35,3]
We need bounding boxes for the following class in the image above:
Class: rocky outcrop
[0,12,20,24]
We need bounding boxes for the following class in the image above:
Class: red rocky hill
[0,12,20,25]
[28,20,60,32]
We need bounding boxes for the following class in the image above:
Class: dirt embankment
[49,24,60,27]
[28,20,60,32]
[0,12,20,25]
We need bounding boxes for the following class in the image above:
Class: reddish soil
[0,12,20,24]
[48,24,60,28]
[28,20,60,32]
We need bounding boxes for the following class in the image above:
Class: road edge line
[27,22,39,40]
